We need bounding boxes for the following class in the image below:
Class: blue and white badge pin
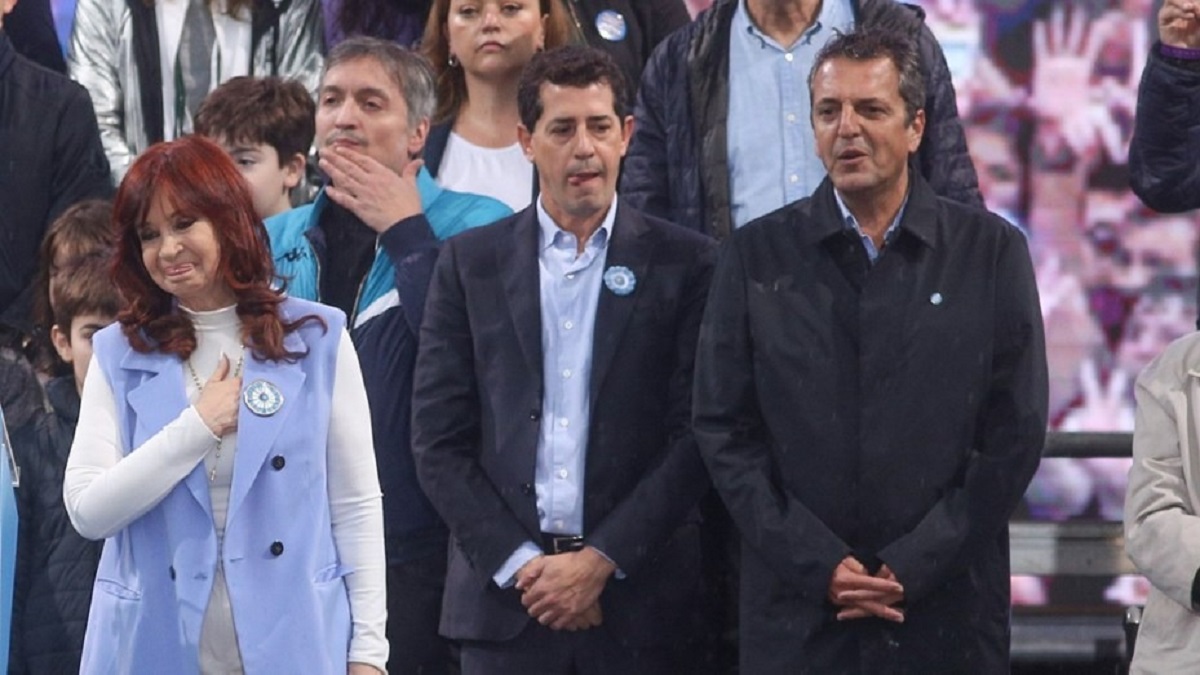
[243,379,284,416]
[604,266,637,296]
[595,10,627,42]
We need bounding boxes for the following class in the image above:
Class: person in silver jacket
[68,0,324,184]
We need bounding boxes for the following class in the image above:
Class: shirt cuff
[1156,41,1200,72]
[187,405,220,442]
[1160,41,1200,60]
[493,542,543,588]
[379,214,436,260]
[589,546,626,580]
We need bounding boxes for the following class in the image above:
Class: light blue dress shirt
[491,197,619,587]
[834,188,908,265]
[726,0,854,229]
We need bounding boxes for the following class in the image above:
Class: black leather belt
[541,533,585,555]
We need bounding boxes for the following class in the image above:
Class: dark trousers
[387,551,457,675]
[460,620,689,675]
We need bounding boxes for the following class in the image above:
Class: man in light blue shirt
[726,0,855,227]
[489,196,617,585]
[623,0,982,239]
[412,46,717,674]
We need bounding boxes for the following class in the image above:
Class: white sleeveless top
[437,131,534,211]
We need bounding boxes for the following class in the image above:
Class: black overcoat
[694,176,1048,674]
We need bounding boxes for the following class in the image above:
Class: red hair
[112,135,323,361]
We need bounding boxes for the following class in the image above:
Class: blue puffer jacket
[1129,48,1200,215]
[266,170,511,563]
[621,0,982,240]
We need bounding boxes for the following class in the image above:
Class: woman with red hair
[63,135,388,675]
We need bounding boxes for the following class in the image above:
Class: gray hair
[324,37,437,130]
[808,29,925,125]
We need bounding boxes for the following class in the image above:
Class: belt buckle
[550,535,584,555]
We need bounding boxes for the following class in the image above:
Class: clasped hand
[515,547,615,631]
[828,556,905,623]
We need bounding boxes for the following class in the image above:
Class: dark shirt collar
[806,171,940,251]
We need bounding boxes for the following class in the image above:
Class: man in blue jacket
[621,0,981,240]
[266,36,511,675]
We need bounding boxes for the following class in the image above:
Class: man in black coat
[621,0,980,240]
[693,30,1047,674]
[0,0,111,340]
[412,45,715,674]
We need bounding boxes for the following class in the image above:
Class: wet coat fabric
[693,175,1047,674]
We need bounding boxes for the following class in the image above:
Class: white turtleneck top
[63,304,388,672]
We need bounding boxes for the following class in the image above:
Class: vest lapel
[225,334,307,525]
[500,210,544,380]
[589,206,651,404]
[122,348,212,515]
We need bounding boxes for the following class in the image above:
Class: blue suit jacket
[412,203,717,646]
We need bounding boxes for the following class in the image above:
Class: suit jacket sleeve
[693,234,852,601]
[585,235,716,576]
[411,236,537,581]
[1124,343,1200,611]
[877,227,1047,604]
[50,83,114,225]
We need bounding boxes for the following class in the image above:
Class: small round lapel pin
[603,265,637,296]
[930,292,944,305]
[595,10,627,42]
[243,379,284,416]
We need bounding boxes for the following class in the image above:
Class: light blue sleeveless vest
[80,297,351,674]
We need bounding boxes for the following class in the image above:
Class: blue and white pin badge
[604,265,637,296]
[595,9,627,42]
[243,379,284,416]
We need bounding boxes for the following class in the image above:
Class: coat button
[520,482,535,495]
[169,565,176,580]
[270,541,284,556]
[271,455,286,470]
[529,410,540,421]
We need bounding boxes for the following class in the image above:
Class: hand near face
[193,353,242,437]
[1160,0,1200,48]
[828,557,905,623]
[321,147,424,233]
[517,547,616,630]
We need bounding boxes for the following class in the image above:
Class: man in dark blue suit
[412,45,716,675]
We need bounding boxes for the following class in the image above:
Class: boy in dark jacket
[9,256,119,674]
